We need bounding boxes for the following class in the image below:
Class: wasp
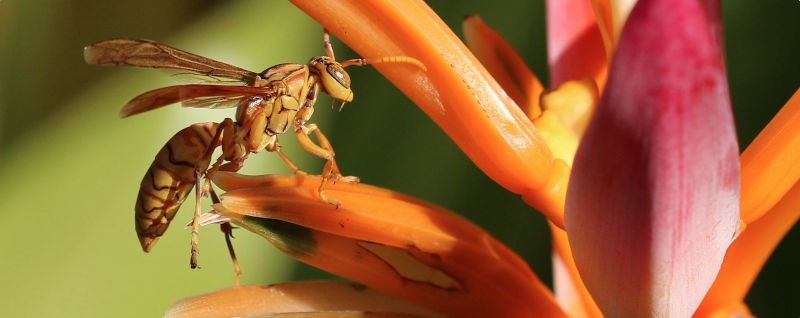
[84,32,425,269]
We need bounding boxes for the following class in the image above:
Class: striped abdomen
[135,122,220,252]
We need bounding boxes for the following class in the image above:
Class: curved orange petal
[740,88,800,223]
[462,15,596,227]
[462,15,544,119]
[697,88,800,316]
[291,0,553,196]
[213,172,565,317]
[164,281,439,318]
[550,224,603,318]
[588,0,615,59]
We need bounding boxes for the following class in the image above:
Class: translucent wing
[121,84,273,117]
[181,95,259,110]
[168,72,246,86]
[84,38,260,85]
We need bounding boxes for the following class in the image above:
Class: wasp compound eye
[326,63,351,88]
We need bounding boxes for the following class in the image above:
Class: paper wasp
[84,33,425,270]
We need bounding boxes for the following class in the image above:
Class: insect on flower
[83,32,426,270]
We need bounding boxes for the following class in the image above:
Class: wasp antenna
[341,56,427,72]
[323,30,336,60]
[340,58,367,67]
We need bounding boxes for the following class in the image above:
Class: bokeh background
[1,1,798,316]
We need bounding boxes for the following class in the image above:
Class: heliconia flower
[165,0,800,317]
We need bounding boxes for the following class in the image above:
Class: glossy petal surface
[212,172,565,318]
[291,0,553,198]
[164,281,440,318]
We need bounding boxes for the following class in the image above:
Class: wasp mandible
[84,32,425,268]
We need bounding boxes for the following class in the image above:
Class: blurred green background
[0,1,797,316]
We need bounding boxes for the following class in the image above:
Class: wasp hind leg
[189,118,237,269]
[195,119,244,285]
[189,186,243,287]
[207,188,242,287]
[190,170,204,269]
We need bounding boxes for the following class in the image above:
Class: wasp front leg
[295,123,359,205]
[270,140,310,176]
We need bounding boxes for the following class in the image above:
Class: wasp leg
[323,30,337,60]
[295,123,359,205]
[207,118,244,175]
[190,170,204,268]
[220,222,241,287]
[207,188,242,287]
[190,118,236,269]
[300,123,359,182]
[267,140,310,176]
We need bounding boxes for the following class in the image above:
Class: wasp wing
[181,95,261,110]
[84,38,260,85]
[121,84,272,117]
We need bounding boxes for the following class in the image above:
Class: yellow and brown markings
[136,122,219,251]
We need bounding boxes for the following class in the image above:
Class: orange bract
[740,88,800,223]
[164,281,439,318]
[462,15,544,119]
[291,0,555,198]
[698,88,800,314]
[212,172,565,317]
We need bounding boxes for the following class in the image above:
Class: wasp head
[309,56,353,103]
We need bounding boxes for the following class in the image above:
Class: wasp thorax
[310,56,353,102]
